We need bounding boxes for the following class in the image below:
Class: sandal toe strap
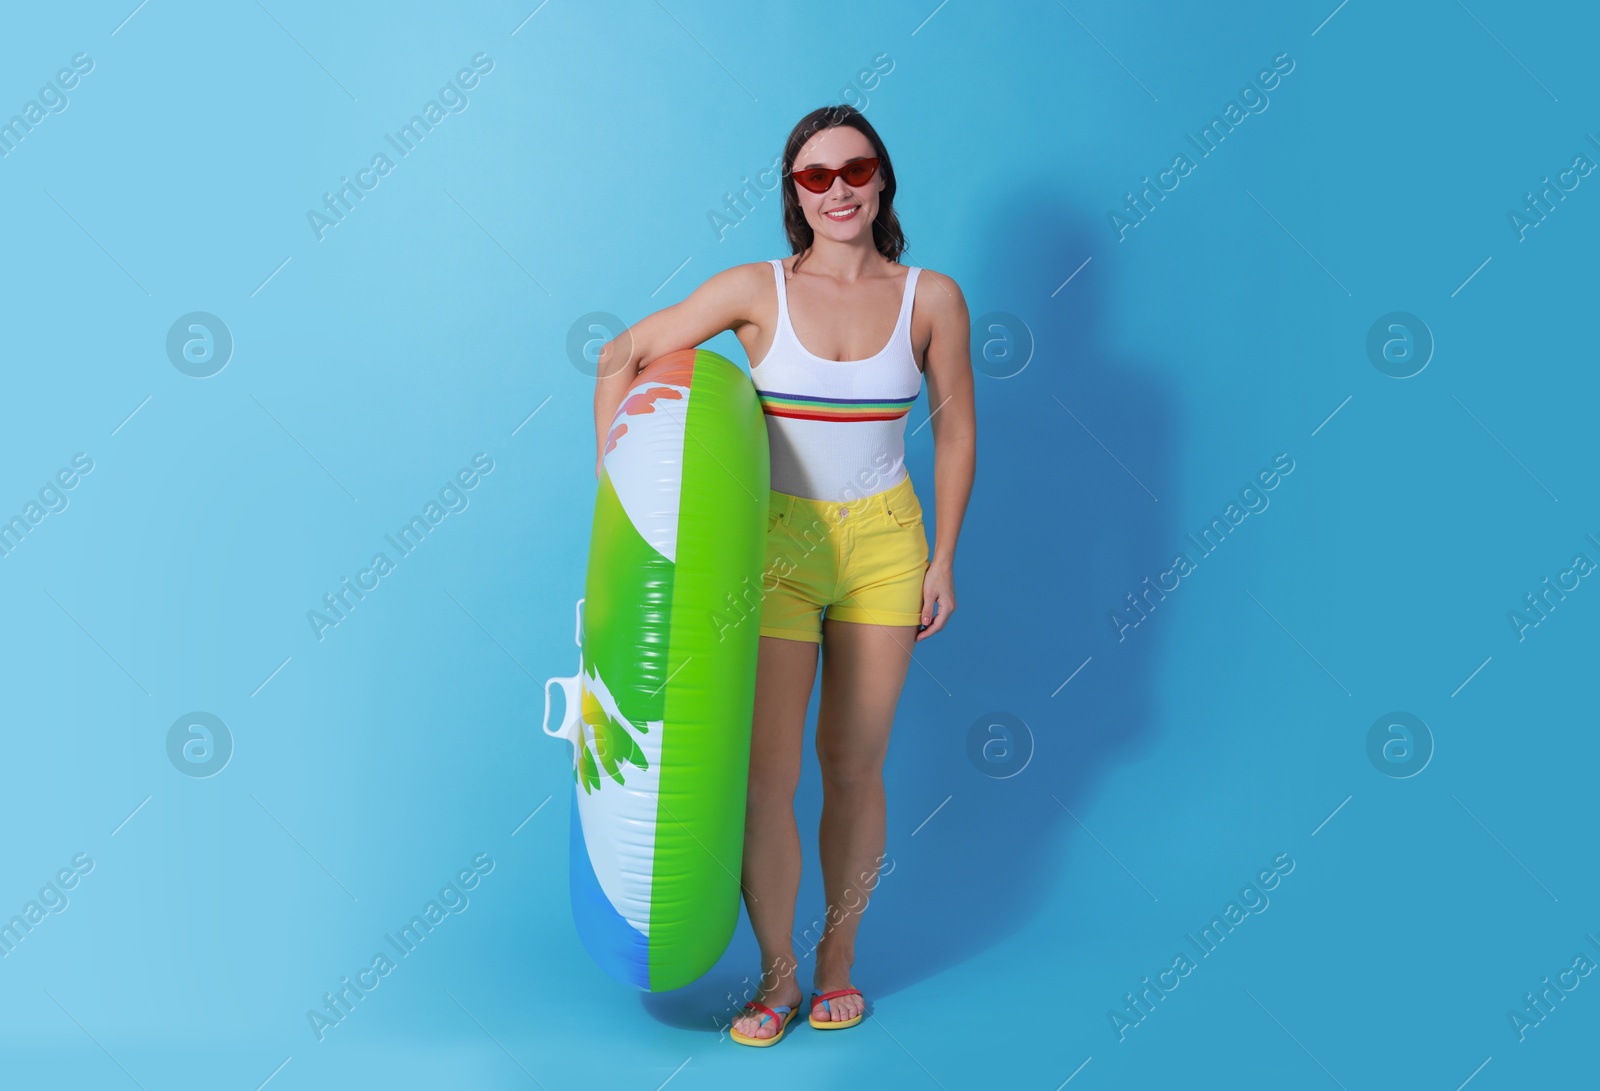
[812,987,863,1008]
[744,1000,791,1026]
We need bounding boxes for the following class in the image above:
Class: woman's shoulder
[907,262,959,286]
[909,265,967,315]
[688,261,778,305]
[705,259,781,288]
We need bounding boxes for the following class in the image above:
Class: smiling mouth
[824,204,860,221]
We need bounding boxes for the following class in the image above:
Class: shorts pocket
[887,498,923,528]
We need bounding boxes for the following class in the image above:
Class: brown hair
[780,104,906,269]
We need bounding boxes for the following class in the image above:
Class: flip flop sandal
[729,1000,798,1046]
[808,988,865,1030]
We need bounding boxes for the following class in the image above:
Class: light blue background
[2,1,1596,1087]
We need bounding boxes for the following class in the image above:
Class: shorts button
[839,508,849,519]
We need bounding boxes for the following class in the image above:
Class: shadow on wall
[646,191,1181,1031]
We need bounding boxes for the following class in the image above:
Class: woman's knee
[815,751,884,794]
[745,767,800,808]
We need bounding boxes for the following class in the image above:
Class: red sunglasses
[789,157,881,194]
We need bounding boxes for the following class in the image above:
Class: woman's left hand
[916,558,955,641]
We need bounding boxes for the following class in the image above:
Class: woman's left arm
[916,269,975,641]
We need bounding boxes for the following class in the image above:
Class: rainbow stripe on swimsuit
[756,389,918,423]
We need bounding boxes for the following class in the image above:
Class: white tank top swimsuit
[751,258,923,502]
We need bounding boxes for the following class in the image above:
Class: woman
[593,104,975,1044]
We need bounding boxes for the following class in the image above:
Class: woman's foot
[810,971,865,1024]
[809,984,864,1023]
[730,978,803,1042]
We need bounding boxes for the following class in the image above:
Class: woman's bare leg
[730,634,817,1040]
[809,617,918,1023]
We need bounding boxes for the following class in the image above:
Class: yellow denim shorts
[757,473,930,644]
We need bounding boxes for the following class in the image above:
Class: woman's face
[792,125,885,245]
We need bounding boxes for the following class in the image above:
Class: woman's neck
[793,241,890,282]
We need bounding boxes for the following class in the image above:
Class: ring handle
[543,673,583,740]
[542,597,586,743]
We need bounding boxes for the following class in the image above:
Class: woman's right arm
[593,263,761,479]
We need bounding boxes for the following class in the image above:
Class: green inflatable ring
[544,347,769,991]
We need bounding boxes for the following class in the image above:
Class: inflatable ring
[544,347,769,991]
